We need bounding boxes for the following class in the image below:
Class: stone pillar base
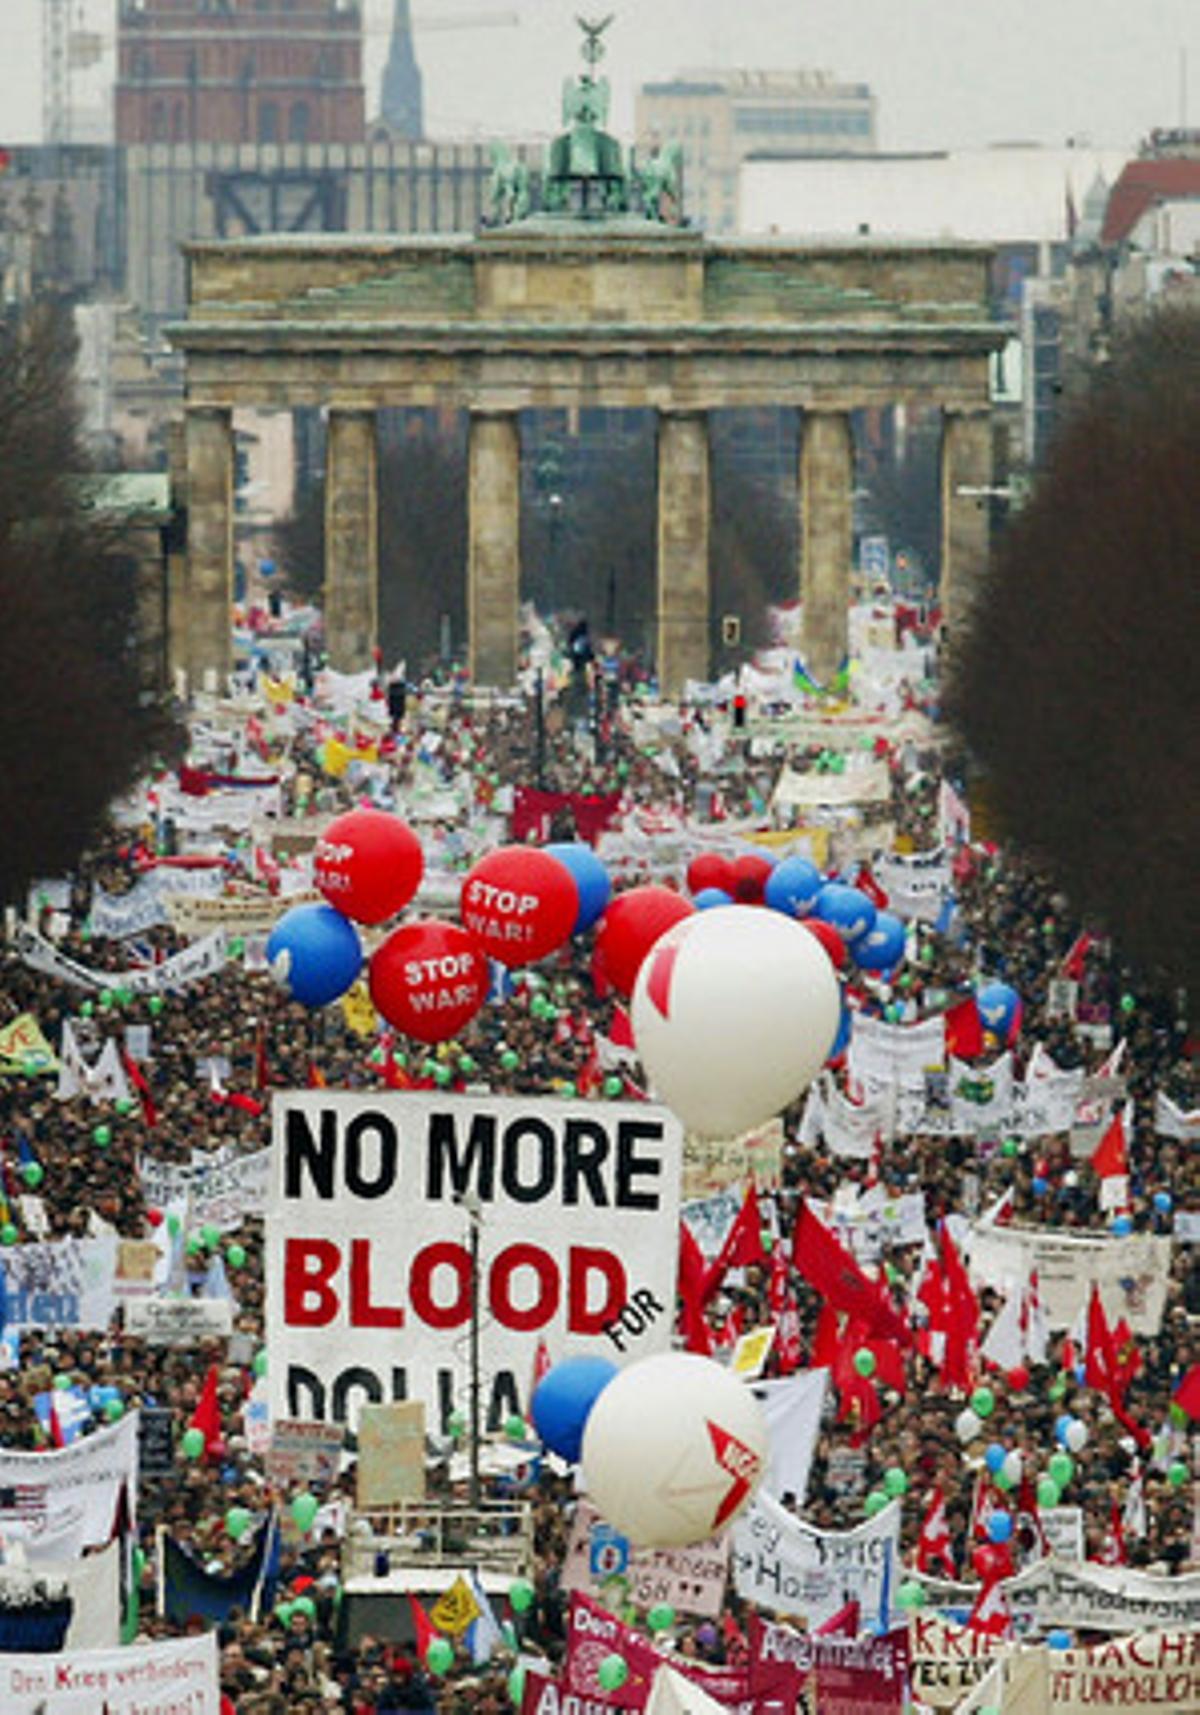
[799,410,854,688]
[940,407,993,640]
[468,411,521,687]
[656,410,711,698]
[184,406,234,693]
[324,409,380,671]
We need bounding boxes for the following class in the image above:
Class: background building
[637,68,876,233]
[114,0,366,147]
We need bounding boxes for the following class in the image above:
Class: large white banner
[267,1091,683,1429]
[848,1015,946,1090]
[0,1411,139,1560]
[0,1631,218,1714]
[13,924,227,995]
[139,1146,270,1233]
[964,1223,1172,1335]
[731,1487,901,1628]
[875,848,952,921]
[0,1236,118,1333]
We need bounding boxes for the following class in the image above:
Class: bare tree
[945,306,1200,990]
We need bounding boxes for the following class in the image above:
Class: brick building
[115,0,365,148]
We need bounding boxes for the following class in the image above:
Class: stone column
[799,410,854,687]
[467,410,521,687]
[940,407,993,638]
[183,405,234,692]
[324,408,379,671]
[656,410,711,698]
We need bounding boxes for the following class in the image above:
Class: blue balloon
[826,1002,851,1063]
[530,1356,619,1462]
[1111,1214,1133,1236]
[1055,1415,1074,1447]
[545,843,610,933]
[987,1511,1013,1544]
[1153,1190,1173,1214]
[975,980,1021,1038]
[267,903,362,1008]
[1047,1630,1072,1651]
[693,887,735,911]
[1032,1176,1049,1196]
[851,910,906,971]
[813,883,877,945]
[985,1442,1007,1475]
[763,856,823,919]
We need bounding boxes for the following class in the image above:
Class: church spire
[380,0,424,139]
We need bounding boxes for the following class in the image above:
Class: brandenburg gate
[169,24,1003,696]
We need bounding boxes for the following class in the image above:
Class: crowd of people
[0,658,1194,1713]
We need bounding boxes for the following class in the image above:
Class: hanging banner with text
[267,1091,682,1429]
[731,1487,901,1630]
[0,1630,218,1714]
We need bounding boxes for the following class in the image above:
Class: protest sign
[750,1614,909,1715]
[1004,1556,1200,1634]
[875,848,952,922]
[681,1120,783,1199]
[564,1592,749,1711]
[357,1402,426,1507]
[0,1411,139,1561]
[522,1667,624,1715]
[125,1297,233,1344]
[731,1488,900,1629]
[752,1370,828,1506]
[965,1224,1171,1334]
[87,880,169,940]
[1157,1093,1200,1142]
[13,923,228,995]
[263,1418,345,1487]
[0,1630,218,1714]
[138,1406,175,1478]
[163,889,319,938]
[681,1191,741,1260]
[1041,1506,1084,1562]
[1048,1628,1200,1711]
[813,1187,926,1263]
[0,1235,118,1332]
[908,1617,1003,1708]
[562,1501,729,1618]
[139,1147,270,1234]
[848,1015,946,1090]
[267,1091,682,1428]
[113,1239,161,1299]
[0,1013,58,1075]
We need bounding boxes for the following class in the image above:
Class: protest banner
[138,1406,175,1478]
[750,1614,909,1715]
[264,1418,345,1487]
[564,1592,749,1710]
[1041,1506,1084,1562]
[522,1667,624,1715]
[267,1091,682,1428]
[0,1629,218,1714]
[87,880,170,940]
[139,1147,270,1234]
[812,1187,926,1263]
[13,923,228,996]
[113,1238,161,1299]
[771,761,890,809]
[357,1402,426,1507]
[907,1617,1003,1708]
[562,1500,729,1618]
[848,1015,946,1090]
[965,1224,1171,1334]
[163,889,319,938]
[0,1411,139,1561]
[1004,1556,1200,1634]
[0,1013,58,1075]
[125,1297,233,1344]
[0,1538,121,1653]
[731,1488,901,1629]
[0,1235,118,1332]
[875,848,952,922]
[681,1120,783,1199]
[1157,1093,1200,1142]
[681,1191,742,1260]
[1047,1628,1200,1711]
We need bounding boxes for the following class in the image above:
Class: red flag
[810,1303,841,1371]
[530,1337,552,1404]
[1174,1364,1200,1422]
[816,1599,861,1637]
[702,1185,767,1304]
[937,1221,980,1388]
[677,1221,714,1357]
[224,1090,265,1117]
[944,995,983,1060]
[1097,1499,1127,1566]
[854,865,889,910]
[966,1577,1011,1638]
[408,1593,441,1659]
[306,1062,327,1090]
[189,1365,222,1459]
[120,1051,158,1129]
[792,1203,913,1349]
[1060,932,1094,981]
[254,1024,270,1091]
[1090,1109,1128,1180]
[916,1486,956,1578]
[1086,1286,1150,1449]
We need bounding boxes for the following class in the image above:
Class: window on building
[150,100,167,142]
[289,102,310,143]
[258,102,279,144]
[172,103,185,141]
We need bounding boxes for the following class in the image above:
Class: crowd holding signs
[0,616,1194,1715]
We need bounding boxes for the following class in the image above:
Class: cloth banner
[14,925,227,995]
[139,1147,270,1234]
[87,882,169,941]
[949,1052,1015,1134]
[0,1631,218,1714]
[161,1516,277,1626]
[162,890,318,939]
[0,1235,118,1333]
[563,1592,749,1711]
[963,1223,1171,1335]
[916,1556,1200,1637]
[751,1370,828,1505]
[511,788,623,846]
[750,1614,909,1715]
[811,1186,926,1263]
[848,1015,946,1091]
[908,1617,1004,1708]
[772,761,890,809]
[681,1122,784,1200]
[1046,1628,1200,1711]
[1156,1093,1200,1142]
[0,1411,138,1561]
[267,1092,682,1428]
[875,849,952,921]
[0,1015,59,1076]
[561,1501,729,1619]
[0,1540,121,1652]
[799,1077,890,1159]
[55,1023,131,1105]
[731,1488,901,1629]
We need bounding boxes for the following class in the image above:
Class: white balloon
[956,1407,983,1444]
[1001,1449,1023,1485]
[580,1352,768,1548]
[1065,1419,1089,1453]
[631,906,840,1138]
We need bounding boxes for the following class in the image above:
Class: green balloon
[182,1427,206,1460]
[201,1223,220,1249]
[275,1601,295,1627]
[1001,1138,1019,1158]
[292,1594,316,1621]
[1169,1401,1189,1428]
[102,1392,123,1418]
[0,1224,18,1248]
[186,1234,204,1257]
[994,1467,1016,1492]
[92,1125,112,1148]
[426,1637,454,1675]
[603,1076,623,1098]
[500,1049,520,1073]
[116,987,134,1007]
[597,1656,629,1692]
[1169,1461,1189,1488]
[21,1162,44,1189]
[229,937,245,958]
[508,1665,526,1705]
[226,1243,247,1269]
[1037,1476,1062,1508]
[80,1000,94,1018]
[647,1603,676,1633]
[883,1466,909,1498]
[167,1212,182,1238]
[864,1490,889,1518]
[99,989,115,1009]
[1049,1376,1067,1402]
[225,1506,253,1540]
[1120,993,1136,1015]
[253,1348,267,1378]
[291,1492,319,1534]
[508,1577,535,1614]
[148,996,164,1016]
[115,1097,135,1116]
[897,1580,926,1611]
[458,1055,476,1077]
[560,1081,577,1099]
[53,1372,72,1391]
[1048,1451,1075,1489]
[970,1386,996,1419]
[505,1414,528,1442]
[447,1409,466,1440]
[853,1347,876,1378]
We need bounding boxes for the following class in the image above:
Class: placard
[357,1402,426,1508]
[125,1297,233,1344]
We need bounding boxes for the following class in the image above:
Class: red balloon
[733,853,774,903]
[370,920,488,1044]
[460,847,579,968]
[800,916,847,969]
[314,809,424,925]
[1007,1365,1031,1393]
[686,852,735,897]
[594,886,695,997]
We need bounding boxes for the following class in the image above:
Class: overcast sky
[3,0,1197,155]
